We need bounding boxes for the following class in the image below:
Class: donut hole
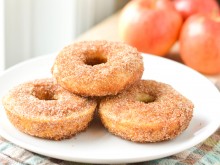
[136,93,156,103]
[32,87,57,100]
[85,54,107,66]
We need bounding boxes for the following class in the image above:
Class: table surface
[1,11,220,165]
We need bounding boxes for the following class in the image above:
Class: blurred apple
[173,0,220,21]
[119,0,183,56]
[180,13,220,74]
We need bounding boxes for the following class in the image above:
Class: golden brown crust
[51,40,144,96]
[99,80,194,143]
[2,78,97,140]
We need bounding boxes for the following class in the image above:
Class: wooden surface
[77,12,121,42]
[76,11,220,84]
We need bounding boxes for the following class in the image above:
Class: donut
[2,78,97,140]
[99,80,194,143]
[51,40,144,96]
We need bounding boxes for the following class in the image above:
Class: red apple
[119,0,183,56]
[180,13,220,74]
[173,0,220,21]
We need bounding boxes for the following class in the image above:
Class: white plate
[0,54,220,164]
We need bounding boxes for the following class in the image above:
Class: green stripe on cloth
[24,156,51,165]
[0,143,13,152]
[195,141,220,165]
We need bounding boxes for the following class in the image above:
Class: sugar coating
[2,78,97,140]
[51,40,144,96]
[99,80,194,143]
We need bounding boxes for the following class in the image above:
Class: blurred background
[0,0,128,71]
[0,0,220,72]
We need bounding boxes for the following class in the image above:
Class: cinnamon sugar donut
[2,78,97,140]
[51,40,144,96]
[99,80,194,143]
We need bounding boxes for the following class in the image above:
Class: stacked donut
[2,40,194,142]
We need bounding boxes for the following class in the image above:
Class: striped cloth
[0,128,219,165]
